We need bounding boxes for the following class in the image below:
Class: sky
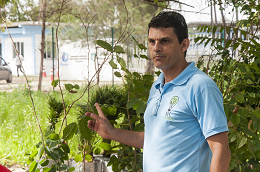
[170,0,241,24]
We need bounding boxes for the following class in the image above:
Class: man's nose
[154,41,162,52]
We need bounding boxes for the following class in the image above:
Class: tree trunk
[38,0,47,91]
[218,0,227,42]
[213,0,218,23]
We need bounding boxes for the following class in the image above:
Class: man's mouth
[153,55,164,59]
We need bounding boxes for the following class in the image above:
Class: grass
[0,86,91,166]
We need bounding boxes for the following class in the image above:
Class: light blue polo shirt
[143,62,228,172]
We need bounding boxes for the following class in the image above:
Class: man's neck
[163,61,189,83]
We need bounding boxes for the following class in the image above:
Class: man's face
[148,27,188,74]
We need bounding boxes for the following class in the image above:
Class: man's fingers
[95,103,106,118]
[85,112,99,120]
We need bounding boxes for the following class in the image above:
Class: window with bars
[13,42,24,58]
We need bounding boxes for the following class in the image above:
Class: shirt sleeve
[195,86,229,138]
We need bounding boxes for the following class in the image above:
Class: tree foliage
[195,0,260,171]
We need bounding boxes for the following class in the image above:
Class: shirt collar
[154,62,198,90]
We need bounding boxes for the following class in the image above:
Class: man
[16,54,24,77]
[86,11,230,172]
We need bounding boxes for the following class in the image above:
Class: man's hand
[85,103,114,140]
[85,102,144,148]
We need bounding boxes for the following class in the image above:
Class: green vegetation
[0,87,88,166]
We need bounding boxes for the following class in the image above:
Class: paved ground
[0,75,89,92]
[0,75,121,92]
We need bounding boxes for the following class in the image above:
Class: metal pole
[52,27,54,90]
[111,27,114,87]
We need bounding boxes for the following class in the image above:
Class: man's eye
[149,40,155,44]
[162,40,169,43]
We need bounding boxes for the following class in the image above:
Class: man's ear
[181,38,190,53]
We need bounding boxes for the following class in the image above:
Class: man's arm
[207,131,230,172]
[86,103,144,149]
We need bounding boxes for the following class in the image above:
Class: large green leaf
[109,59,118,69]
[29,161,38,172]
[114,71,122,77]
[69,167,75,172]
[65,83,73,91]
[85,154,93,162]
[230,114,240,125]
[49,133,59,140]
[238,137,247,148]
[107,155,118,166]
[136,101,147,115]
[140,54,150,60]
[42,168,51,172]
[74,154,83,163]
[96,40,113,52]
[52,148,64,159]
[102,106,117,116]
[40,159,49,167]
[114,45,125,53]
[235,94,244,103]
[62,122,78,141]
[127,98,140,109]
[99,142,112,151]
[78,117,92,140]
[61,143,70,153]
[117,56,126,71]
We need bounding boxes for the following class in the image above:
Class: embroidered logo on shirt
[163,96,179,121]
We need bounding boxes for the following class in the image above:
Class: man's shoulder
[189,70,218,89]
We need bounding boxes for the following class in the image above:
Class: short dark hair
[148,11,188,45]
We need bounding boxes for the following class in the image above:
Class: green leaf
[49,133,59,140]
[140,54,150,60]
[69,167,75,172]
[246,79,254,84]
[117,56,126,70]
[45,131,55,138]
[225,40,232,48]
[230,114,240,125]
[74,84,80,89]
[40,159,49,167]
[248,92,256,98]
[85,154,93,162]
[62,122,78,141]
[102,106,117,116]
[154,0,158,3]
[107,155,118,166]
[30,150,38,158]
[38,146,44,159]
[51,79,59,87]
[114,71,122,77]
[65,83,73,91]
[138,44,147,50]
[42,168,51,172]
[235,94,244,103]
[238,137,247,148]
[127,98,140,109]
[75,154,83,163]
[136,101,147,115]
[133,123,144,131]
[52,148,64,159]
[60,164,69,171]
[99,142,112,151]
[114,45,124,53]
[61,143,70,153]
[78,117,92,141]
[94,146,102,155]
[29,161,38,172]
[96,40,113,52]
[109,59,118,69]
